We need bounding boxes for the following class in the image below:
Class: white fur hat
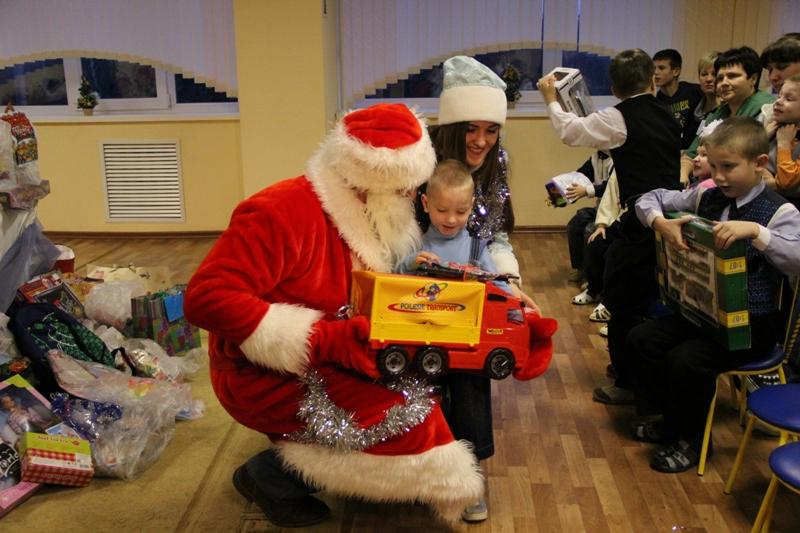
[438,56,507,126]
[308,103,436,193]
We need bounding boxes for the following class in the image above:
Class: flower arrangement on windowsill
[77,76,99,115]
[501,64,522,107]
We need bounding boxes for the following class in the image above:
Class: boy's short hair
[703,117,769,161]
[760,34,800,68]
[714,46,762,85]
[653,49,682,70]
[697,51,719,74]
[609,49,654,99]
[427,159,474,198]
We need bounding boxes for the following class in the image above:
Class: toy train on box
[349,264,547,380]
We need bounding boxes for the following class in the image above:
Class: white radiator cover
[101,140,184,221]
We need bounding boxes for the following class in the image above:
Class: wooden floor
[49,233,799,532]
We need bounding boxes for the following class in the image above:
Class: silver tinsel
[287,370,435,452]
[468,147,511,240]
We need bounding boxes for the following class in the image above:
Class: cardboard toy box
[548,67,595,117]
[656,211,750,350]
[20,432,93,487]
[351,270,486,347]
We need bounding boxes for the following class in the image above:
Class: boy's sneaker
[462,499,488,522]
[598,324,608,337]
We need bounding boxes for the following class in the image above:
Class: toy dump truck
[350,270,530,379]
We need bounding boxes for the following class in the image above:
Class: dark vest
[611,94,681,206]
[698,187,788,316]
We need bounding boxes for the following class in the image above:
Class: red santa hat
[308,103,436,193]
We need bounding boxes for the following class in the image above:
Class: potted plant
[77,76,99,115]
[501,64,522,108]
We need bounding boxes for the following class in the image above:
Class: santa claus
[184,104,485,526]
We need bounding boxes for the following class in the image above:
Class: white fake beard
[363,191,421,270]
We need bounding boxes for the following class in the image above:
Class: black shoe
[232,464,331,527]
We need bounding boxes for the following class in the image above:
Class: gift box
[129,285,201,356]
[19,432,93,487]
[0,375,63,517]
[15,271,85,319]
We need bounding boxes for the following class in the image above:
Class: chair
[698,277,800,476]
[723,383,800,494]
[697,344,787,476]
[750,440,800,532]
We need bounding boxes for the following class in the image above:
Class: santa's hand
[310,316,379,378]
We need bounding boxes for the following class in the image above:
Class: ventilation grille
[101,141,184,221]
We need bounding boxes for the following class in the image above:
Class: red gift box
[19,434,93,488]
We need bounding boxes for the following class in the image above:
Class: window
[0,59,67,106]
[0,57,237,116]
[368,49,544,99]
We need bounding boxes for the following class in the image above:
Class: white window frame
[8,57,238,119]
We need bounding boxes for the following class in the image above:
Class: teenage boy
[653,49,704,149]
[538,48,682,404]
[629,117,800,473]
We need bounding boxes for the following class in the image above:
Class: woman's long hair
[427,122,514,233]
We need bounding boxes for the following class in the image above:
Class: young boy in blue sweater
[629,117,800,472]
[398,159,535,307]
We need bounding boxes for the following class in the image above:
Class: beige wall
[35,118,242,232]
[502,116,593,228]
[32,0,787,233]
[234,0,339,197]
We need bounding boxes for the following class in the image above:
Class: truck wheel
[377,345,409,377]
[417,347,447,377]
[485,348,515,380]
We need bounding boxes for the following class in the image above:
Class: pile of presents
[0,263,205,518]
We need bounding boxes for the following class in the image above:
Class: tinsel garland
[469,147,510,240]
[287,370,435,452]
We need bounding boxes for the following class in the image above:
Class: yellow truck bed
[351,271,485,346]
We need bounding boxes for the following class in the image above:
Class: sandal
[589,303,611,322]
[632,420,666,443]
[650,440,701,473]
[572,289,600,305]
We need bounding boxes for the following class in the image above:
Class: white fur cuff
[276,439,483,523]
[239,303,323,375]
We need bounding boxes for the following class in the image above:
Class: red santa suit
[184,104,483,521]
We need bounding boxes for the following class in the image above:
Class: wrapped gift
[86,264,172,293]
[129,285,201,356]
[0,375,63,517]
[19,432,93,487]
[15,271,85,319]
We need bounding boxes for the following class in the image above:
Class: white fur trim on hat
[275,439,484,523]
[309,106,436,194]
[238,303,323,375]
[438,84,508,126]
